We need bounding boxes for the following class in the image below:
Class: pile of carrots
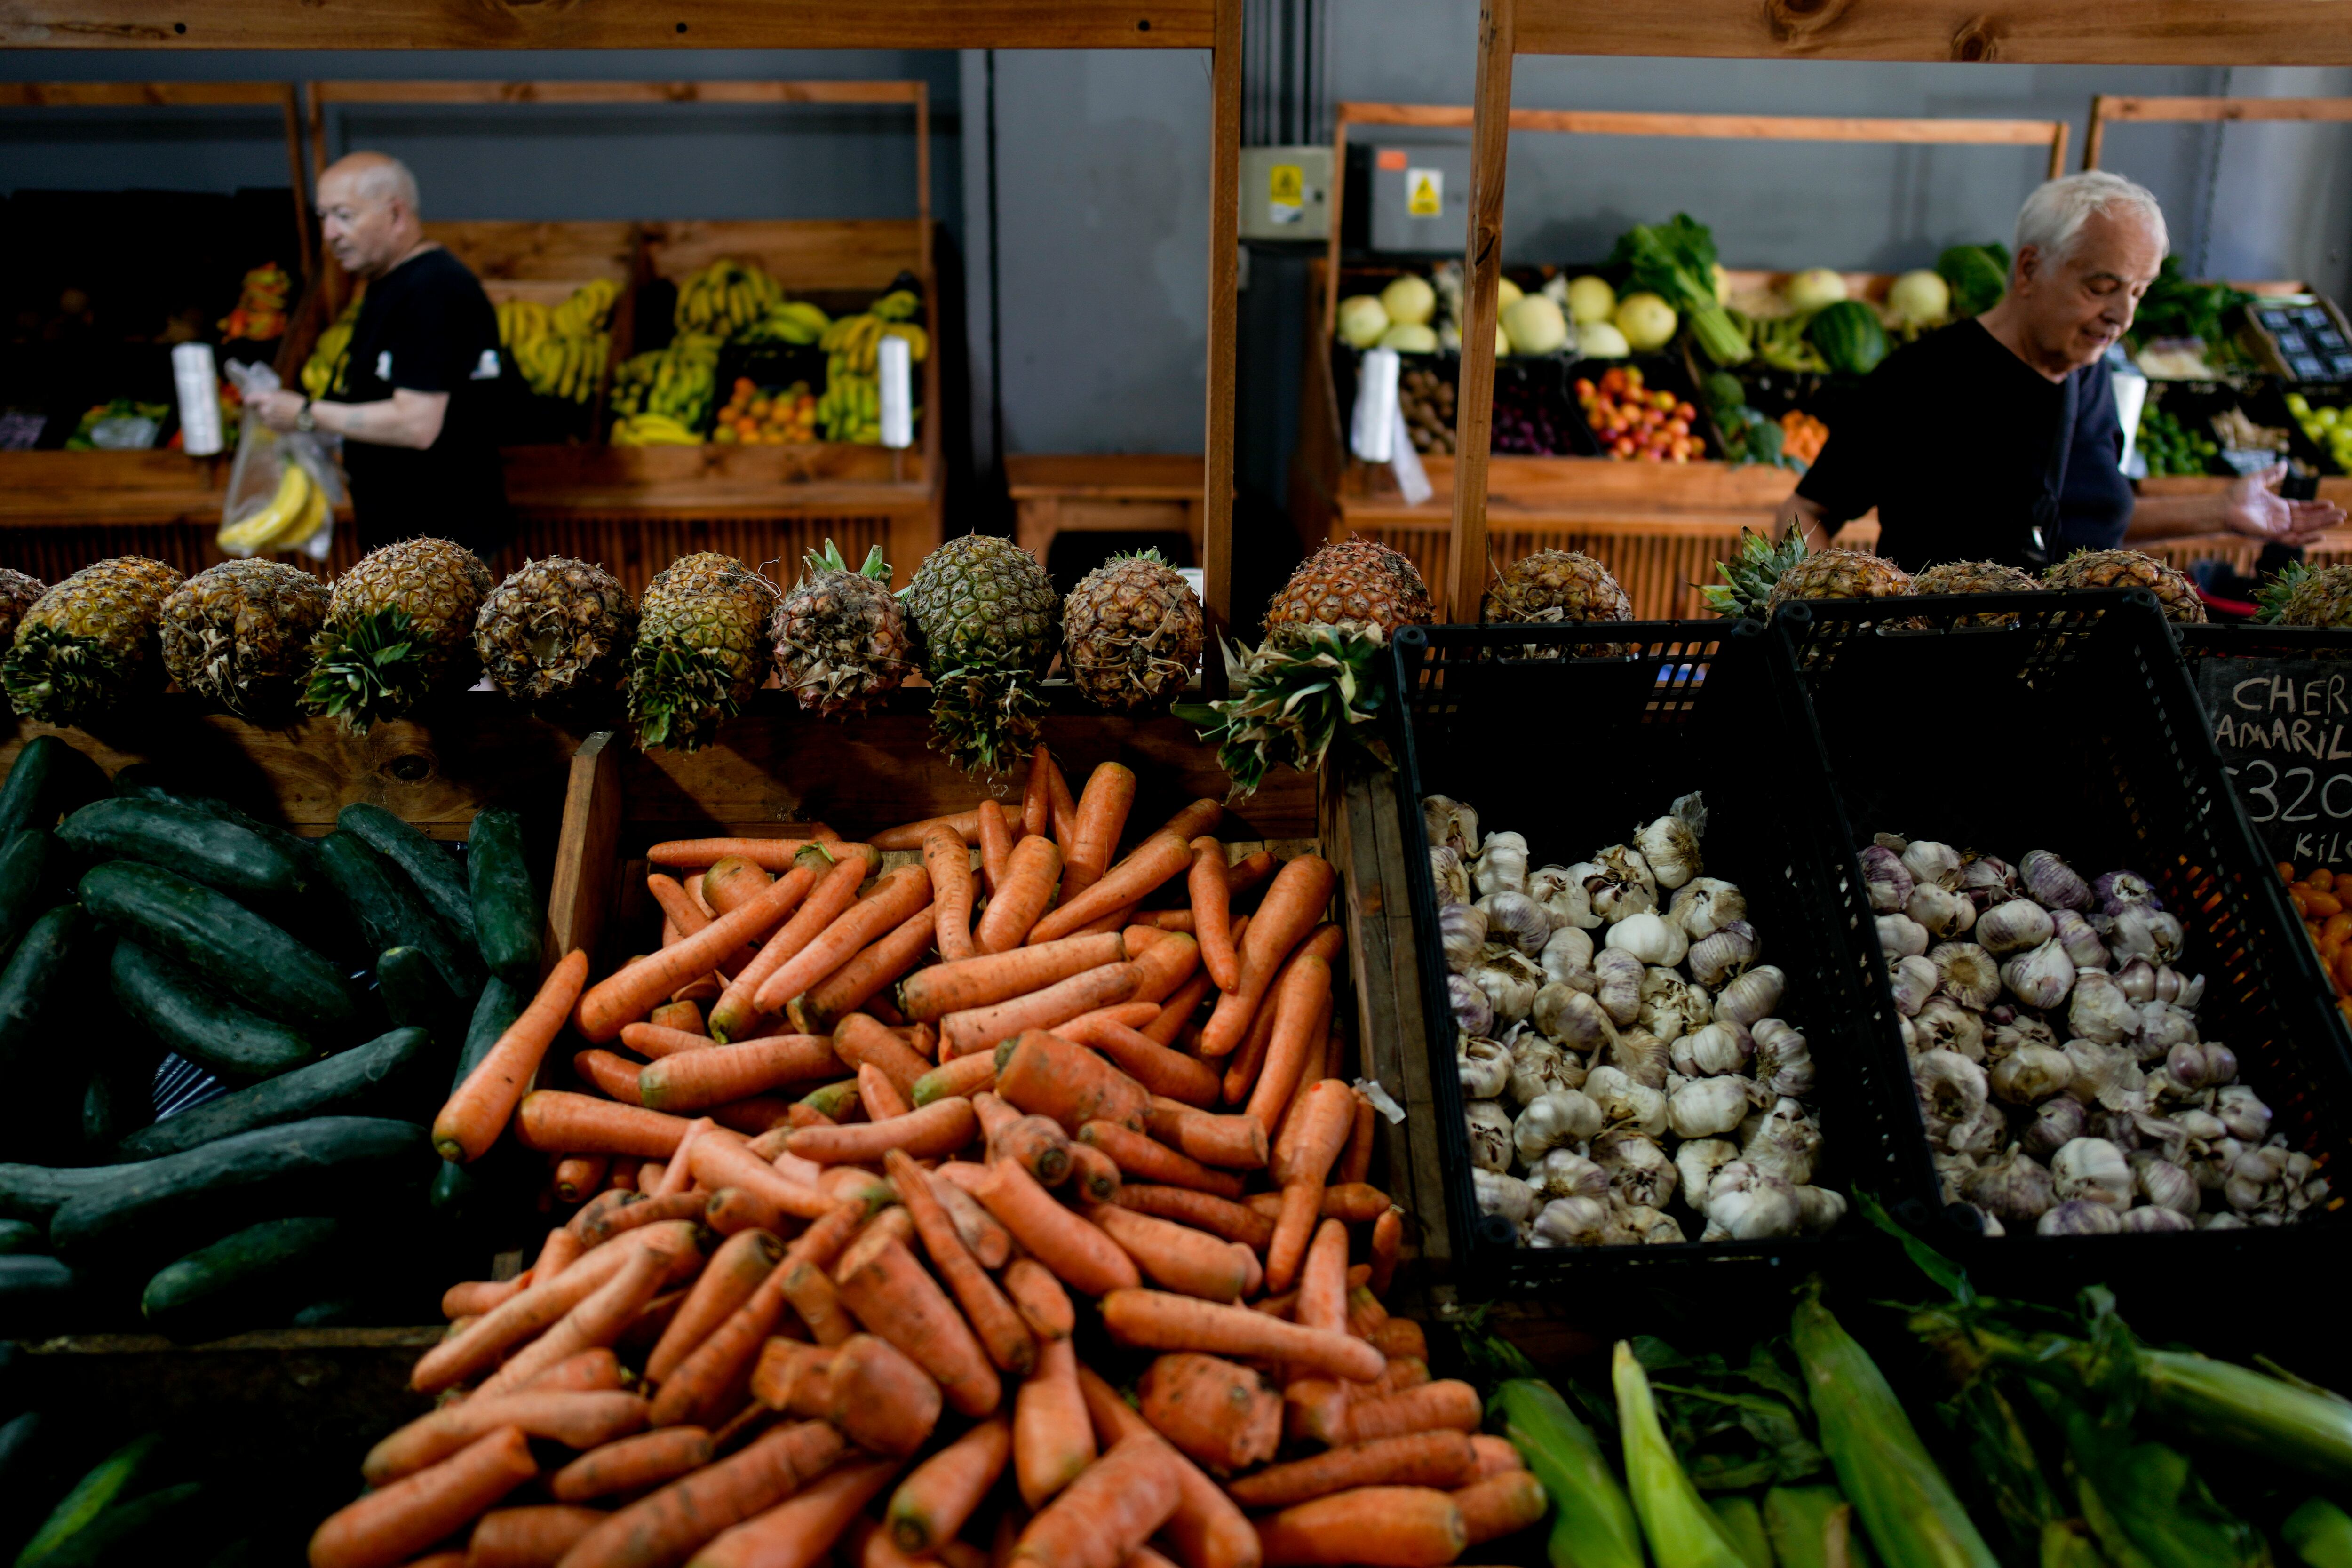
[312,747,1549,1568]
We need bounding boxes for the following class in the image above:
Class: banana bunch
[609,412,702,446]
[739,299,834,346]
[676,259,785,339]
[499,281,618,405]
[609,334,723,432]
[217,456,329,555]
[819,311,930,379]
[818,371,882,444]
[300,298,361,400]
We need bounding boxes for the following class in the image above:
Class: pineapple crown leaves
[2255,560,2312,623]
[628,641,749,752]
[1174,627,1395,799]
[303,606,430,732]
[1701,525,1806,620]
[926,661,1047,776]
[800,540,893,585]
[1,621,135,725]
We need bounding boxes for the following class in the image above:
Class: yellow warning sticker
[1269,163,1303,208]
[1406,168,1443,217]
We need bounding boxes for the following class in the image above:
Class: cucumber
[0,904,98,1161]
[0,1218,44,1253]
[0,735,106,840]
[141,1214,348,1334]
[109,764,312,863]
[0,1162,139,1224]
[108,940,320,1081]
[0,829,56,967]
[0,1410,40,1496]
[0,1254,81,1335]
[376,946,464,1049]
[340,803,478,947]
[113,1027,430,1160]
[315,832,481,998]
[34,1482,204,1568]
[467,808,540,987]
[15,1431,165,1568]
[453,975,526,1092]
[56,798,308,900]
[78,861,356,1034]
[48,1116,431,1262]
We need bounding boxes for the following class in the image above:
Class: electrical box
[1238,145,1332,242]
[1367,143,1469,255]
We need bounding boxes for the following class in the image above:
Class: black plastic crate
[1389,619,1902,1300]
[1774,591,2352,1324]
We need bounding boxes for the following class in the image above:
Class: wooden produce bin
[1008,453,1208,567]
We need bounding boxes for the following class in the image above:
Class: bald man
[254,151,510,558]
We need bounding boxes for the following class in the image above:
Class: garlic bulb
[1592,949,1645,1027]
[1888,955,1939,1017]
[1528,864,1601,931]
[1960,854,2020,910]
[1975,899,2054,957]
[1668,1075,1752,1139]
[2102,904,2185,966]
[1901,839,1963,891]
[1529,1196,1608,1247]
[1581,846,1657,923]
[1633,813,1701,891]
[2120,1205,2193,1232]
[1933,1151,1978,1206]
[1637,968,1712,1047]
[2037,1199,2122,1235]
[2021,1095,2086,1158]
[1592,1130,1677,1208]
[1685,922,1760,989]
[1422,795,1479,857]
[2061,1038,2145,1112]
[1508,1033,1585,1104]
[1465,1101,1514,1171]
[1472,1166,1536,1227]
[1858,845,1914,914]
[1714,965,1785,1030]
[2216,1085,2272,1142]
[2091,868,2158,915]
[2067,972,2137,1047]
[2000,938,2075,1010]
[1430,846,1471,905]
[1751,1019,1815,1099]
[1907,883,1976,939]
[1438,903,1489,973]
[1539,926,1596,988]
[1793,1184,1847,1234]
[1949,1103,2007,1156]
[1448,974,1494,1038]
[1683,1020,1753,1077]
[2050,909,2109,971]
[2134,1002,2197,1063]
[1876,914,1930,959]
[1608,1203,1687,1245]
[1703,1167,1804,1241]
[1478,891,1552,957]
[1963,1145,2056,1226]
[1472,832,1529,897]
[1530,1147,1608,1202]
[2166,1038,2236,1091]
[1988,1011,2058,1063]
[1930,942,2001,1011]
[1915,1050,1989,1132]
[1738,1098,1821,1186]
[1605,911,1688,968]
[1989,1044,2074,1105]
[1668,877,1746,939]
[1609,1029,1673,1092]
[1467,943,1544,1025]
[1585,1069,1668,1140]
[2131,1152,2199,1216]
[1531,983,1615,1052]
[2050,1137,2132,1211]
[2020,849,2091,911]
[1675,1138,1739,1210]
[2113,956,2156,1003]
[1514,1090,1604,1164]
[1913,997,1986,1062]
[1457,1038,1512,1098]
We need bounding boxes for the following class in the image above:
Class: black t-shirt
[329,247,512,558]
[1794,319,2134,573]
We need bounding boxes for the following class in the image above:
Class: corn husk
[1614,1341,1748,1568]
[1495,1377,1645,1568]
[1764,1486,1874,1568]
[1709,1496,1772,1568]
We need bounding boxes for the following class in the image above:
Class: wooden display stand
[1008,453,1208,567]
[1298,102,2066,612]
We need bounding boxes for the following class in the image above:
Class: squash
[1502,296,1569,357]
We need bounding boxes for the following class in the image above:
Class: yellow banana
[217,459,310,554]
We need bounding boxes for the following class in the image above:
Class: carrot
[705,856,777,915]
[902,933,1128,1023]
[571,1049,646,1106]
[1337,1096,1376,1187]
[1226,1434,1479,1511]
[978,799,1015,897]
[708,1097,795,1138]
[1219,1003,1280,1111]
[688,1129,834,1222]
[1057,763,1137,909]
[926,826,979,962]
[1244,957,1333,1132]
[364,1389,649,1487]
[478,1223,699,1399]
[799,1078,863,1122]
[1086,1203,1252,1303]
[1041,752,1079,851]
[1056,1012,1219,1108]
[982,1111,1067,1186]
[618,1023,720,1061]
[886,1147,1036,1376]
[1346,1287,1393,1344]
[1125,929,1201,1005]
[1143,909,1196,933]
[1301,1182,1386,1224]
[855,1061,911,1122]
[1254,1488,1465,1568]
[792,905,939,1034]
[634,1035,836,1114]
[945,967,1140,1061]
[1100,1290,1382,1382]
[1199,858,1336,1058]
[1013,1335,1095,1508]
[1077,1123,1242,1199]
[587,865,826,1044]
[1136,1353,1281,1473]
[834,1014,937,1098]
[412,1240,644,1394]
[432,950,591,1162]
[1144,1101,1269,1170]
[517,1091,695,1159]
[466,1505,606,1568]
[1065,1142,1120,1204]
[1452,1471,1547,1547]
[888,1415,1010,1554]
[1023,746,1055,842]
[781,1258,857,1346]
[1467,1434,1524,1481]
[1296,1219,1349,1334]
[649,1228,784,1383]
[970,1159,1139,1297]
[973,836,1063,954]
[1368,1208,1404,1297]
[912,1052,996,1106]
[650,837,832,871]
[1069,1000,1163,1035]
[710,849,872,1043]
[531,1224,586,1282]
[1061,1370,1256,1568]
[1145,969,1216,1048]
[579,1192,707,1249]
[993,1029,1151,1133]
[1265,1081,1357,1294]
[755,866,934,1016]
[310,1426,538,1568]
[750,1339,834,1415]
[648,875,762,979]
[444,1275,529,1319]
[1026,830,1191,946]
[876,810,982,852]
[670,977,724,1005]
[1343,1382,1482,1445]
[834,1226,1003,1417]
[1003,1258,1073,1341]
[1011,1430,1178,1568]
[563,1419,846,1568]
[649,1000,707,1036]
[551,1427,715,1504]
[690,1455,902,1568]
[1187,840,1240,990]
[785,1097,977,1164]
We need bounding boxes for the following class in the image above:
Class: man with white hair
[1778,170,2341,571]
[253,151,510,557]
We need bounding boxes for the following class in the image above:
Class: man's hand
[250,389,307,434]
[2225,462,2344,547]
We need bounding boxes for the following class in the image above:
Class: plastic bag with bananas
[216,440,334,555]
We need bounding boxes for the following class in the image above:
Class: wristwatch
[294,399,316,434]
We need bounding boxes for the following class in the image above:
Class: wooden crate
[1008,453,1207,567]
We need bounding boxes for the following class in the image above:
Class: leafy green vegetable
[2026,1379,2272,1568]
[1609,215,1750,366]
[1637,1336,1827,1492]
[2132,256,2256,346]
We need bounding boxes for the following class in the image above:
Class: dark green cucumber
[108,940,319,1081]
[78,861,356,1034]
[0,1410,40,1496]
[0,1218,44,1254]
[376,946,464,1048]
[340,803,478,947]
[35,1482,204,1568]
[141,1214,348,1334]
[0,829,56,966]
[0,1162,140,1224]
[0,904,97,1160]
[0,1254,82,1337]
[453,975,525,1092]
[57,798,307,899]
[114,1027,429,1160]
[466,808,540,987]
[0,735,106,840]
[110,764,312,861]
[48,1116,431,1262]
[314,832,481,997]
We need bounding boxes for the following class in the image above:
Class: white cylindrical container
[878,334,914,450]
[172,342,224,456]
[1351,347,1400,463]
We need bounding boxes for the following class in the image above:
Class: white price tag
[1389,406,1432,507]
[878,334,914,450]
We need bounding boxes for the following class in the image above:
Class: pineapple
[161,560,331,720]
[1062,549,1204,711]
[1911,560,2042,597]
[2043,548,2206,624]
[1180,539,1434,798]
[627,551,779,751]
[0,570,44,649]
[1482,549,1632,628]
[2256,560,2352,627]
[1763,548,1914,614]
[3,557,183,726]
[770,541,914,719]
[476,557,637,717]
[1703,527,1808,620]
[900,533,1060,773]
[305,538,495,730]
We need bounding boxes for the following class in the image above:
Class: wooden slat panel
[2094,94,2352,124]
[0,80,287,106]
[0,0,1216,52]
[315,80,923,106]
[423,221,636,285]
[1005,453,1204,498]
[1338,100,2064,144]
[640,219,926,292]
[548,731,623,968]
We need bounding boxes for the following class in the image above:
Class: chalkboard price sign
[2191,657,2352,870]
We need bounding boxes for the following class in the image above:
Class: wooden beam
[1445,0,1514,624]
[2092,93,2352,124]
[1202,0,1240,645]
[1339,101,2066,145]
[0,80,286,105]
[310,80,926,106]
[0,0,1214,51]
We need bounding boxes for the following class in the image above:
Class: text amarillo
[2209,672,2352,761]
